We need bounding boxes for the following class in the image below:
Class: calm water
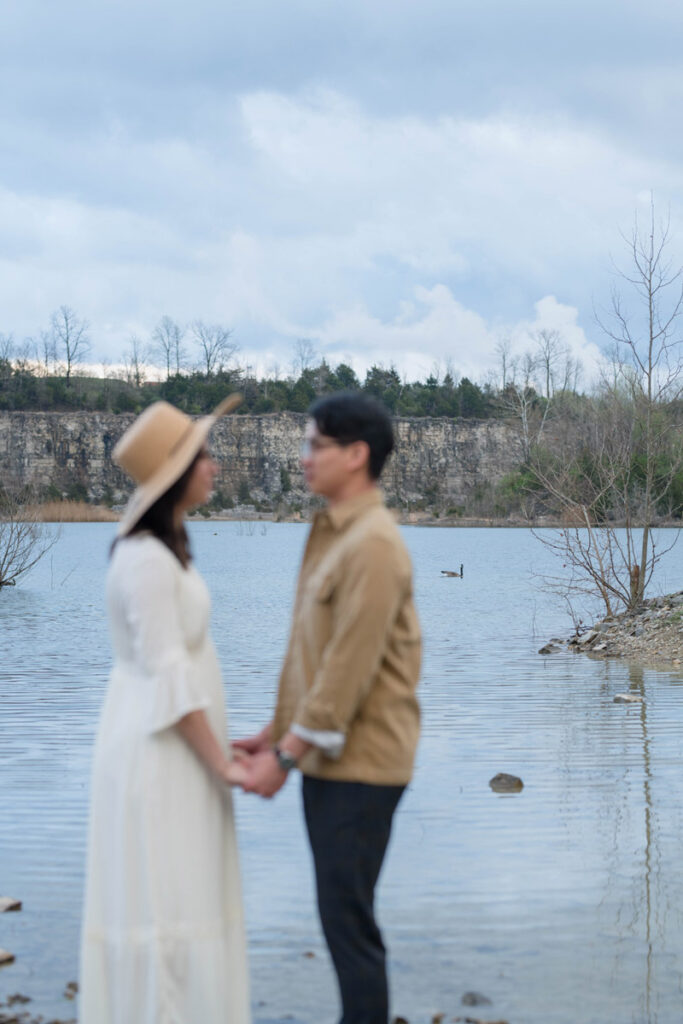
[1,523,683,1024]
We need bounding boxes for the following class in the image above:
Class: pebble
[489,773,524,793]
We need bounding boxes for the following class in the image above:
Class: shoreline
[541,591,683,668]
[23,502,683,530]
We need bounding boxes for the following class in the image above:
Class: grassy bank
[29,501,118,523]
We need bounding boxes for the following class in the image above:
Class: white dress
[80,534,250,1024]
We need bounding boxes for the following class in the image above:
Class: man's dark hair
[308,391,394,480]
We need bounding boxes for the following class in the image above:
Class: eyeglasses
[300,437,343,457]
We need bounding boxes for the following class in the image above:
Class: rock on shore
[542,592,683,665]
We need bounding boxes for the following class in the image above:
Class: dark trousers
[302,776,405,1024]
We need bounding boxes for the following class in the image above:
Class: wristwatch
[273,745,298,774]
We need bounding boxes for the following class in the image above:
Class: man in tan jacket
[236,392,421,1024]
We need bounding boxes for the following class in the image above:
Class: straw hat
[113,394,242,536]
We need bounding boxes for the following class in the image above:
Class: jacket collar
[317,487,384,533]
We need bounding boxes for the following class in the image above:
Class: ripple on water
[1,523,683,1023]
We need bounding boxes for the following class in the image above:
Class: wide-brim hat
[113,393,242,536]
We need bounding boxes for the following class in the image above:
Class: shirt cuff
[291,723,346,760]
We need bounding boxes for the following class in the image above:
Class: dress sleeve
[121,541,211,734]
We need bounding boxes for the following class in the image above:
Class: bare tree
[12,338,37,372]
[38,330,56,375]
[533,328,563,399]
[123,334,150,387]
[191,321,239,375]
[531,327,582,399]
[531,199,683,615]
[153,316,186,379]
[0,488,58,590]
[496,329,582,462]
[498,350,540,461]
[292,338,317,377]
[51,305,91,384]
[0,333,13,365]
[494,335,515,390]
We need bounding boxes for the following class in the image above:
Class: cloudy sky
[2,0,683,383]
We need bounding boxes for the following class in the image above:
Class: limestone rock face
[0,411,521,508]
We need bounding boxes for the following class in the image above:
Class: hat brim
[117,393,242,536]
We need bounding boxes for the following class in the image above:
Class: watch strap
[273,745,298,773]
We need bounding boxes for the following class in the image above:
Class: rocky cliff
[0,411,522,510]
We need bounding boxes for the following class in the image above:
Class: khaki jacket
[272,488,421,784]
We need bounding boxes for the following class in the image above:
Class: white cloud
[1,80,683,385]
[305,284,493,381]
[508,296,604,381]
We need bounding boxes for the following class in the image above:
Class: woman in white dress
[80,395,251,1024]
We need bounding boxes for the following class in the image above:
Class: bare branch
[191,321,239,375]
[0,489,59,590]
[50,306,91,384]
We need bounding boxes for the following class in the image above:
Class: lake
[1,523,682,1024]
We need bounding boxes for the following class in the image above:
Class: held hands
[221,757,250,789]
[241,750,288,798]
[223,748,288,798]
[227,726,307,798]
[230,724,288,799]
[231,723,273,757]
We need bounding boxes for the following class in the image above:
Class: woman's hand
[176,710,251,789]
[221,757,250,788]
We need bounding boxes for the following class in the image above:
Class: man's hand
[242,750,288,798]
[232,722,273,757]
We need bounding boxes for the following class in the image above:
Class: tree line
[0,312,497,418]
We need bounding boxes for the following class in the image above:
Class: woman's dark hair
[112,450,201,567]
[308,392,394,480]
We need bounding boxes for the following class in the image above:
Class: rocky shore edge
[540,591,683,667]
[0,1002,507,1024]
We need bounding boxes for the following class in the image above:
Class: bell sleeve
[122,542,211,734]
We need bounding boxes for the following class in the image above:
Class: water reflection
[1,524,682,1024]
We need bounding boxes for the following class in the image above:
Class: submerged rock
[613,693,643,704]
[462,991,493,1005]
[452,1018,509,1024]
[489,773,524,793]
[0,898,21,913]
[0,948,16,965]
